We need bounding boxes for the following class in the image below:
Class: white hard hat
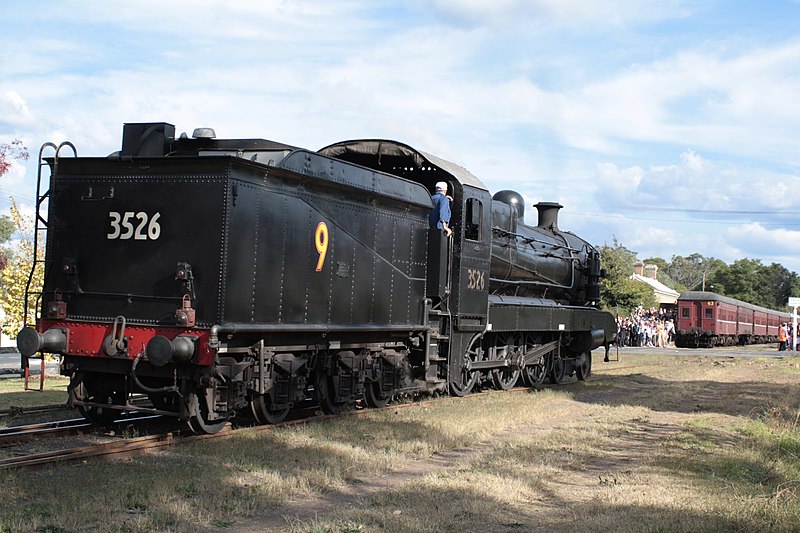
[435,181,448,191]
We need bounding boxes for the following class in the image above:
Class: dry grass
[0,351,799,532]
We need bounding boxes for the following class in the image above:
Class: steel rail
[0,365,650,470]
[0,387,527,469]
[0,404,69,417]
[0,414,163,448]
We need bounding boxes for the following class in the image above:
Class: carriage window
[681,308,689,318]
[705,308,713,318]
[465,198,482,241]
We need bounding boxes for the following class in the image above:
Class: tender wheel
[491,346,520,391]
[251,393,290,424]
[315,370,351,415]
[364,381,391,408]
[186,391,229,435]
[548,354,565,385]
[76,375,124,425]
[576,352,592,381]
[449,335,483,397]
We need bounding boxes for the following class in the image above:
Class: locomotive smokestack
[535,202,563,230]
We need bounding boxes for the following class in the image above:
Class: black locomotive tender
[18,122,616,434]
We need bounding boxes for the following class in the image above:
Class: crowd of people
[615,307,677,348]
[778,322,800,351]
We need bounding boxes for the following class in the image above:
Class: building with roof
[631,261,680,306]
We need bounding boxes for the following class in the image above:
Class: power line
[565,211,800,227]
[611,205,800,215]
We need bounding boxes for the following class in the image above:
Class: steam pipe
[130,356,180,395]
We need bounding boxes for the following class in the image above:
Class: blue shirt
[429,192,451,229]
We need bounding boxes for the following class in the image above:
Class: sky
[1,0,800,275]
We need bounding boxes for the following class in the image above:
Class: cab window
[465,198,482,241]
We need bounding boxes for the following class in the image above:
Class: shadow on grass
[273,478,770,533]
[572,373,800,418]
[2,368,799,532]
[2,403,797,532]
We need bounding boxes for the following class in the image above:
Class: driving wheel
[449,335,483,397]
[548,354,565,385]
[575,352,592,381]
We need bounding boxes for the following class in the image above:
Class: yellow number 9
[315,222,329,272]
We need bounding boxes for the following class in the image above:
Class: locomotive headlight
[17,327,67,356]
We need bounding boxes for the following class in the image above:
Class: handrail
[22,141,77,391]
[22,141,77,326]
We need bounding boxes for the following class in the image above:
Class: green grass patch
[0,375,69,404]
[0,375,71,427]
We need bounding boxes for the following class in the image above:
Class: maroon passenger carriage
[675,291,791,348]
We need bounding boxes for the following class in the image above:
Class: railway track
[0,413,172,467]
[0,404,69,417]
[0,430,187,469]
[0,355,691,470]
[0,417,93,446]
[0,389,503,470]
[0,413,166,447]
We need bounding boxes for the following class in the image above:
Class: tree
[601,236,800,313]
[666,253,725,292]
[599,238,657,314]
[0,140,32,339]
[0,141,28,268]
[708,258,794,309]
[710,259,800,310]
[0,140,29,177]
[0,199,42,337]
[762,263,799,310]
[0,216,14,244]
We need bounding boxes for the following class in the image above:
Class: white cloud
[427,0,692,28]
[550,43,800,164]
[2,0,800,277]
[0,91,32,128]
[38,1,380,49]
[727,223,800,257]
[593,150,800,215]
[628,225,681,252]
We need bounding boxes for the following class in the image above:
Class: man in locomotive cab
[429,181,453,237]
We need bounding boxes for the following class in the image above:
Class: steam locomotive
[18,122,616,433]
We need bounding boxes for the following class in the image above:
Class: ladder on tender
[21,141,76,391]
[426,232,453,383]
[425,305,452,384]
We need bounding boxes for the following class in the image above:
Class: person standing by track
[778,323,788,351]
